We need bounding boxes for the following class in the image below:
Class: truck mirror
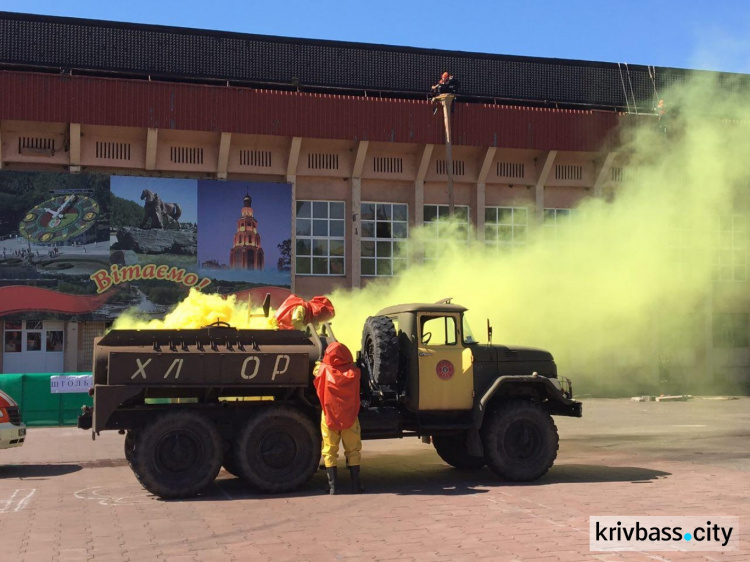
[487,319,493,344]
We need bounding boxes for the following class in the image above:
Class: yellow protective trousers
[321,414,361,468]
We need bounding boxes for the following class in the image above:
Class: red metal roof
[0,71,623,151]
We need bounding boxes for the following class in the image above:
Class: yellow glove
[291,304,307,331]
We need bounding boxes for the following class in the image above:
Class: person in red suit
[313,342,364,495]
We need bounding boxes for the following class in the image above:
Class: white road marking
[74,486,150,506]
[0,488,36,513]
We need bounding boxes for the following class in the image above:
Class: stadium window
[295,200,346,276]
[361,202,408,276]
[423,205,470,262]
[484,206,528,253]
[666,213,694,278]
[543,208,578,243]
[713,313,749,348]
[712,215,747,282]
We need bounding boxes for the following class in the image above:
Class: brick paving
[0,399,747,561]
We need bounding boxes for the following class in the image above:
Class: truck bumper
[546,397,583,417]
[568,400,583,418]
[78,407,92,430]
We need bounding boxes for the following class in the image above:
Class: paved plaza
[0,398,748,562]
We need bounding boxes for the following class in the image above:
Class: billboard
[0,171,292,320]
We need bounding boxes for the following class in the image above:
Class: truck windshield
[462,315,477,344]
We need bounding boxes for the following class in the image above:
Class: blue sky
[3,0,750,73]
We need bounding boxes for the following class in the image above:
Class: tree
[277,239,291,271]
[110,194,144,228]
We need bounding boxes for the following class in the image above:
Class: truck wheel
[233,407,318,493]
[433,434,486,470]
[124,430,136,467]
[481,400,558,481]
[361,316,399,385]
[130,411,223,499]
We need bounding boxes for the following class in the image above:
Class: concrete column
[145,128,158,171]
[351,178,362,287]
[351,141,369,289]
[69,123,81,173]
[413,144,433,265]
[63,322,79,372]
[286,137,302,293]
[217,132,232,180]
[415,181,425,224]
[593,152,617,198]
[415,144,433,226]
[535,151,557,225]
[476,147,496,243]
[476,183,486,243]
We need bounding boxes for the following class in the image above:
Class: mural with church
[0,171,292,321]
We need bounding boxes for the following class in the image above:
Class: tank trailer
[79,301,582,498]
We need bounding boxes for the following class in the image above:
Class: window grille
[95,141,132,161]
[170,146,204,165]
[497,162,525,179]
[373,156,403,174]
[436,160,465,176]
[240,149,272,167]
[554,164,583,181]
[307,153,339,170]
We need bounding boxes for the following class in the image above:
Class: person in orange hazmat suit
[274,294,335,331]
[313,342,364,495]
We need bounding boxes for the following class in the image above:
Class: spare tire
[361,316,399,385]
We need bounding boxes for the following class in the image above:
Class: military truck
[78,300,581,498]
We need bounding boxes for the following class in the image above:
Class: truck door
[417,313,473,410]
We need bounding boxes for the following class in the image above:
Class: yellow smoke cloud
[109,73,749,396]
[330,74,750,396]
[112,289,276,330]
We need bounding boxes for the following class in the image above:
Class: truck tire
[361,316,399,385]
[124,430,136,467]
[481,400,558,481]
[433,434,486,470]
[233,407,318,493]
[130,411,223,499]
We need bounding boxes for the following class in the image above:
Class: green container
[0,373,93,427]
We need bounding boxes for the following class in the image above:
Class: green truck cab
[359,301,581,480]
